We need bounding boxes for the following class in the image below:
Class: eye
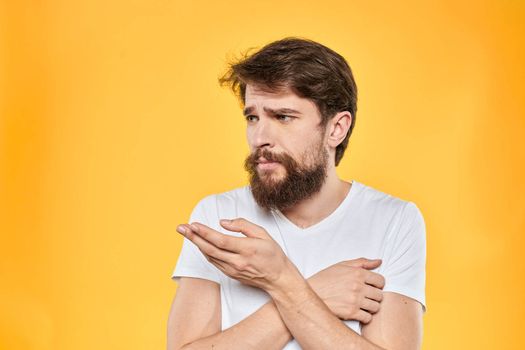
[276,114,293,122]
[245,115,259,123]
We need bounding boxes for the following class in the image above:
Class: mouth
[256,157,280,170]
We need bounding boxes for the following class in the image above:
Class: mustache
[244,148,294,173]
[249,148,286,163]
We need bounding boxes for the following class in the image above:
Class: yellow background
[1,0,524,349]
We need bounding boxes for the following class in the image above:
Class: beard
[244,138,329,212]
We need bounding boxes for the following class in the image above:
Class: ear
[326,111,352,149]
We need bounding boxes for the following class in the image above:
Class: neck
[280,166,351,229]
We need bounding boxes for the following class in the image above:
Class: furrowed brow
[243,106,254,116]
[264,107,302,115]
[243,106,302,116]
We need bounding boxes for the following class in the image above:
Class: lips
[257,157,278,164]
[256,157,281,171]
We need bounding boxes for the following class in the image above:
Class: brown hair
[218,37,358,166]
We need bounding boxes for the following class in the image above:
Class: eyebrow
[243,106,302,116]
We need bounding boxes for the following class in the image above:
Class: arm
[361,292,423,349]
[167,277,292,350]
[167,277,222,350]
[168,259,384,350]
[172,220,390,350]
[268,262,384,350]
[168,258,384,350]
[359,201,426,349]
[268,264,423,350]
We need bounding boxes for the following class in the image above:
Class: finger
[190,222,244,253]
[361,298,381,314]
[207,255,233,275]
[177,224,238,262]
[342,258,381,269]
[364,271,386,289]
[354,309,373,324]
[363,284,383,302]
[361,259,382,270]
[219,218,269,239]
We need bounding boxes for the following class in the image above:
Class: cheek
[300,137,326,163]
[288,142,310,162]
[246,129,255,149]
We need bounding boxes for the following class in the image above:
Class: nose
[248,117,275,150]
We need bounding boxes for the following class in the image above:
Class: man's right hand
[307,258,385,324]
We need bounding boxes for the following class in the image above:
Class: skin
[167,84,424,350]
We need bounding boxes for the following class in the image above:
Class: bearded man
[167,37,427,350]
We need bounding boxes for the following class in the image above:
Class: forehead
[244,84,320,117]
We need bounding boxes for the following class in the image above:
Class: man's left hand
[177,218,298,292]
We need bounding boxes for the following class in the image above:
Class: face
[243,84,330,211]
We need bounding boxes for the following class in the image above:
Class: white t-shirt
[172,179,426,348]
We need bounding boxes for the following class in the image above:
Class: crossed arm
[167,218,423,350]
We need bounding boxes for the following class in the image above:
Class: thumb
[219,218,269,239]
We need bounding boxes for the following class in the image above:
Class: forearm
[180,301,292,350]
[268,266,385,350]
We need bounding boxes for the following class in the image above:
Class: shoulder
[352,180,424,224]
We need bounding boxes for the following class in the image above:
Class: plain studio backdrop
[1,0,524,349]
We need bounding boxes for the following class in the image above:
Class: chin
[259,168,286,180]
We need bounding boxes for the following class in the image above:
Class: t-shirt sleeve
[381,201,427,312]
[171,196,221,284]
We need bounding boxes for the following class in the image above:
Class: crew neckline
[271,179,359,234]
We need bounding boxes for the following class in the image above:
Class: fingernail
[220,219,232,225]
[177,225,186,234]
[190,223,199,232]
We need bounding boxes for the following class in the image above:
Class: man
[167,37,426,350]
